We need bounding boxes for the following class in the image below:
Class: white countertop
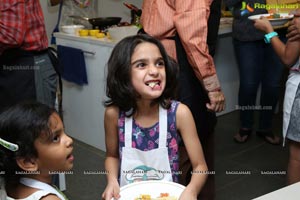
[54,18,233,45]
[54,32,116,47]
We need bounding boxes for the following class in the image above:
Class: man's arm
[174,0,225,112]
[0,2,26,54]
[174,0,219,91]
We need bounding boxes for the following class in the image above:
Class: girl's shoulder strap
[9,190,54,200]
[20,178,67,200]
[169,100,180,113]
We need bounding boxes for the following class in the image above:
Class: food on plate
[134,193,178,200]
[248,13,293,27]
[266,13,281,19]
[134,194,151,200]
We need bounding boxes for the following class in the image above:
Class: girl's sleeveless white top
[6,190,53,200]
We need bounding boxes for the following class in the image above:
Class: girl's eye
[156,60,165,67]
[52,134,60,143]
[136,62,146,68]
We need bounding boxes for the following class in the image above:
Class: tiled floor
[214,111,288,200]
[63,110,289,200]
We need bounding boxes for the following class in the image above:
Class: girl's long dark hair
[0,101,56,187]
[104,34,179,116]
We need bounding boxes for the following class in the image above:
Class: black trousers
[174,35,217,140]
[207,0,222,57]
[0,48,57,113]
[0,49,36,112]
[176,0,221,199]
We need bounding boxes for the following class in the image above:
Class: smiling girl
[102,34,208,200]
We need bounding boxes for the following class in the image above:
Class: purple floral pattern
[118,101,181,182]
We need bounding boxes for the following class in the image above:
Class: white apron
[283,62,300,145]
[19,178,67,200]
[120,106,173,187]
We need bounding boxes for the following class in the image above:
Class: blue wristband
[264,32,278,43]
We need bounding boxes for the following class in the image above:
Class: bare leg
[287,140,300,185]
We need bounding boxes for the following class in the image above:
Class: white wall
[98,0,142,23]
[40,0,60,45]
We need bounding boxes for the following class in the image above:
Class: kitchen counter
[54,32,115,47]
[54,19,236,150]
[55,17,233,41]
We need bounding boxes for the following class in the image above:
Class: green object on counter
[133,16,142,29]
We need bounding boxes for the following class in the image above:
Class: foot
[234,129,252,143]
[256,130,281,145]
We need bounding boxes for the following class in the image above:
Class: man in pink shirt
[141,1,225,199]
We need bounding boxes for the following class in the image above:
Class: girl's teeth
[148,82,156,88]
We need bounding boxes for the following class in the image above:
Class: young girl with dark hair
[0,102,73,200]
[102,34,208,200]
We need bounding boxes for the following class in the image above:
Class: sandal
[256,130,281,145]
[234,129,252,143]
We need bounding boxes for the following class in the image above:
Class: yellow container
[96,32,106,38]
[89,29,100,36]
[79,29,89,36]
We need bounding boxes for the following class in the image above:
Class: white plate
[117,181,185,199]
[248,13,293,27]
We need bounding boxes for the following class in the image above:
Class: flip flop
[234,129,252,143]
[256,130,281,145]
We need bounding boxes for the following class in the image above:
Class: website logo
[240,1,255,16]
[254,2,300,10]
[239,1,300,16]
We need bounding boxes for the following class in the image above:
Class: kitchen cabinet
[55,33,114,151]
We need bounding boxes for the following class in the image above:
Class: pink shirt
[141,0,220,91]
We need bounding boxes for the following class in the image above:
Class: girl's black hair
[0,101,56,187]
[104,34,179,115]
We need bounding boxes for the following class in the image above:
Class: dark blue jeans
[233,38,284,131]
